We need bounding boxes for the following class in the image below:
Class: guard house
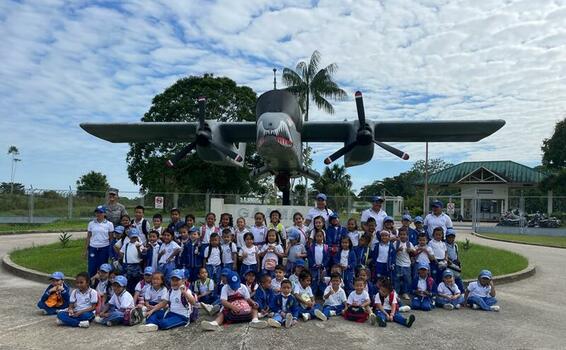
[423,161,548,221]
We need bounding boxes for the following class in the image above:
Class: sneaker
[369,313,377,326]
[472,304,480,310]
[443,304,454,310]
[314,309,327,321]
[201,303,213,314]
[210,305,221,316]
[106,321,113,327]
[267,318,281,328]
[401,293,410,300]
[490,305,500,312]
[201,321,221,332]
[249,319,268,329]
[301,313,310,321]
[285,313,293,328]
[455,304,461,309]
[399,305,411,313]
[377,316,387,327]
[56,318,63,326]
[94,316,104,324]
[138,324,158,333]
[78,320,90,328]
[329,310,336,317]
[37,309,48,316]
[406,314,415,328]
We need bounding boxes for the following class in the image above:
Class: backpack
[224,292,252,323]
[206,246,223,265]
[343,306,369,323]
[378,291,396,310]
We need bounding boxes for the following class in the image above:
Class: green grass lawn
[458,242,529,280]
[10,238,528,282]
[481,232,566,248]
[0,219,89,234]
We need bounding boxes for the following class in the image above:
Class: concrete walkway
[0,230,562,349]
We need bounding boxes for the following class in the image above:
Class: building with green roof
[422,161,550,220]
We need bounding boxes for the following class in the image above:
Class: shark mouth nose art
[257,120,293,147]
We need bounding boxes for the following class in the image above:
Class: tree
[7,145,22,194]
[76,171,109,197]
[126,74,266,195]
[312,164,353,210]
[0,182,24,195]
[411,158,454,176]
[540,118,566,194]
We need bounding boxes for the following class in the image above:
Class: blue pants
[240,264,257,279]
[310,267,325,297]
[411,296,433,311]
[394,266,412,295]
[322,304,345,318]
[374,262,390,280]
[157,312,189,329]
[375,310,409,327]
[430,261,446,285]
[102,306,125,325]
[57,311,95,327]
[436,295,464,307]
[223,263,235,271]
[88,246,110,277]
[37,300,62,315]
[159,262,176,283]
[286,261,297,276]
[123,263,141,293]
[206,264,222,287]
[298,304,323,318]
[146,309,166,325]
[272,310,297,323]
[467,296,497,311]
[184,266,201,282]
[198,294,219,305]
[343,269,354,294]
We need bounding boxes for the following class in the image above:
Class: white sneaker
[301,313,310,321]
[399,305,411,313]
[201,303,213,314]
[455,304,461,309]
[78,320,90,328]
[201,321,221,331]
[490,305,500,312]
[285,313,293,328]
[138,323,158,333]
[94,316,104,324]
[56,318,63,326]
[267,318,281,328]
[472,304,480,310]
[443,304,454,310]
[249,319,268,329]
[329,310,336,317]
[210,305,221,316]
[369,313,377,326]
[106,321,113,327]
[401,293,410,300]
[314,309,327,321]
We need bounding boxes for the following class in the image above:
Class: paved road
[0,230,562,350]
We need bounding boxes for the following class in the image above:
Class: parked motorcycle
[497,211,526,227]
[527,212,561,228]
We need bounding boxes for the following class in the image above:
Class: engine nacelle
[196,122,246,166]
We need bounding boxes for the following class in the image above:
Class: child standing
[410,263,436,311]
[307,230,329,297]
[131,205,150,244]
[37,271,70,315]
[334,236,356,293]
[137,272,169,332]
[185,213,196,231]
[251,212,268,246]
[293,270,326,322]
[343,277,372,323]
[370,278,415,328]
[220,228,238,271]
[144,230,161,273]
[151,214,164,236]
[354,234,372,267]
[290,212,309,247]
[413,233,436,277]
[181,227,202,282]
[119,229,144,293]
[56,272,97,328]
[268,279,299,328]
[346,218,361,247]
[285,229,307,276]
[401,214,419,246]
[239,232,260,278]
[167,208,185,240]
[428,227,448,284]
[322,272,347,318]
[326,214,347,265]
[204,232,223,286]
[445,228,464,292]
[201,212,219,246]
[382,216,398,241]
[235,217,250,249]
[260,229,285,277]
[436,270,464,310]
[268,210,286,248]
[157,230,181,282]
[372,230,396,281]
[394,228,415,300]
[465,270,500,311]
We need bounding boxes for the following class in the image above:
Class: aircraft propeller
[324,91,409,165]
[166,97,242,167]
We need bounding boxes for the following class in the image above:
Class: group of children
[36,203,500,332]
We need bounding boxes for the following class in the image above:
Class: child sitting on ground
[294,270,326,322]
[95,275,141,326]
[411,263,436,311]
[193,267,220,315]
[56,272,97,328]
[369,278,415,328]
[343,277,373,323]
[254,274,275,318]
[91,263,112,310]
[244,270,259,299]
[322,272,347,318]
[200,271,268,331]
[445,228,464,292]
[134,267,153,310]
[288,259,306,288]
[268,279,299,328]
[271,265,286,294]
[137,272,169,332]
[37,271,70,315]
[436,270,464,310]
[465,270,500,312]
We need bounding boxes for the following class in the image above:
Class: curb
[463,263,536,285]
[473,232,566,250]
[2,254,76,284]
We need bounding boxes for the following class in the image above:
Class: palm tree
[282,50,347,121]
[7,146,21,194]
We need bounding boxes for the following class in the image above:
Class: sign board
[154,196,164,209]
[447,202,455,215]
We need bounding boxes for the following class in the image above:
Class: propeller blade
[324,141,359,165]
[355,91,366,127]
[211,142,243,162]
[197,96,206,129]
[165,141,198,167]
[373,140,410,160]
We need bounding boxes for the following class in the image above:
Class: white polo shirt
[428,239,447,260]
[204,246,222,266]
[120,242,142,264]
[374,290,398,311]
[415,245,435,265]
[131,218,150,244]
[347,290,370,306]
[323,285,347,307]
[250,225,267,244]
[158,241,181,264]
[221,242,238,264]
[376,243,390,263]
[438,282,460,296]
[361,208,387,231]
[235,227,250,248]
[168,288,193,318]
[305,207,334,229]
[144,286,169,304]
[424,213,453,239]
[260,244,283,270]
[88,219,114,248]
[220,284,250,301]
[395,241,414,267]
[466,281,492,298]
[71,288,98,312]
[134,280,151,296]
[109,290,135,310]
[239,245,259,266]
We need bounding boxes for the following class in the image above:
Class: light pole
[423,142,429,215]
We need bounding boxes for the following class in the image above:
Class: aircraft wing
[301,119,505,142]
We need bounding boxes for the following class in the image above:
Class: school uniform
[158,241,181,281]
[322,285,347,317]
[372,242,396,281]
[37,283,70,315]
[220,283,253,323]
[221,240,238,270]
[428,239,447,284]
[87,219,114,277]
[92,278,112,304]
[270,293,300,322]
[360,208,387,232]
[271,278,284,294]
[268,222,287,247]
[167,220,185,240]
[56,288,98,327]
[305,207,334,229]
[436,282,464,307]
[394,241,414,295]
[235,227,250,249]
[289,225,309,247]
[410,276,437,311]
[333,249,356,293]
[260,243,283,277]
[143,286,169,325]
[347,230,361,247]
[192,278,218,305]
[286,243,306,275]
[325,225,348,264]
[102,290,135,325]
[354,245,371,267]
[293,283,323,317]
[466,281,497,310]
[423,213,453,239]
[407,227,419,246]
[413,245,435,277]
[180,239,202,282]
[446,242,465,292]
[203,245,223,286]
[374,290,410,326]
[131,218,150,244]
[120,241,143,293]
[307,243,330,296]
[239,245,259,278]
[250,225,268,246]
[150,288,193,329]
[144,241,161,273]
[254,286,275,313]
[134,280,151,306]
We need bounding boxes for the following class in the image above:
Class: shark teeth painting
[257,119,293,147]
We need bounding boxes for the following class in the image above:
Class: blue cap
[99,264,112,273]
[479,270,492,280]
[432,200,444,208]
[94,205,106,213]
[329,213,339,220]
[446,228,456,237]
[383,216,394,223]
[414,216,423,223]
[371,195,384,203]
[114,226,125,234]
[170,269,184,280]
[288,228,300,241]
[50,271,64,280]
[228,272,241,290]
[113,275,127,287]
[143,267,153,275]
[128,228,140,238]
[402,214,412,221]
[295,259,305,267]
[221,268,232,277]
[417,262,430,271]
[316,193,327,201]
[443,270,454,278]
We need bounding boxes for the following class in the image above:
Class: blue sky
[1,0,563,195]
